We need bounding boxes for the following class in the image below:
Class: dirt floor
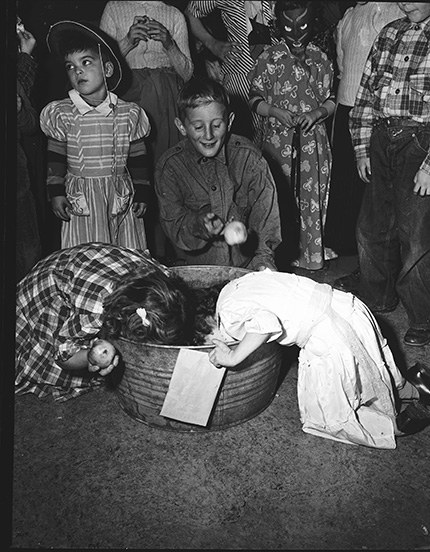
[8,256,430,550]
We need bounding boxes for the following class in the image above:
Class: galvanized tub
[113,266,283,432]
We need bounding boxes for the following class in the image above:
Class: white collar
[68,89,118,115]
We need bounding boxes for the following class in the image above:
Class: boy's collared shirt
[350,16,430,173]
[155,133,281,270]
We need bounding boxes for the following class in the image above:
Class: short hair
[57,30,111,64]
[177,76,231,121]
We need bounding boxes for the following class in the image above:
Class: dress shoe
[404,363,430,401]
[333,268,361,292]
[396,403,430,435]
[404,328,430,347]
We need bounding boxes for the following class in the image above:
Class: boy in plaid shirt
[348,2,430,347]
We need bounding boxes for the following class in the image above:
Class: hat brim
[46,20,122,91]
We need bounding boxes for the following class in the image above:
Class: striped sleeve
[46,137,67,198]
[127,138,151,203]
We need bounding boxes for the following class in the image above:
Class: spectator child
[100,1,194,260]
[347,2,430,348]
[248,0,336,271]
[40,21,151,250]
[154,76,282,271]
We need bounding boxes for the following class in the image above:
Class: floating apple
[88,339,116,369]
[223,221,248,246]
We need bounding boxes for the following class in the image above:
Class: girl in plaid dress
[15,243,198,402]
[40,21,151,250]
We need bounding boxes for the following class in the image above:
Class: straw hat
[46,20,122,91]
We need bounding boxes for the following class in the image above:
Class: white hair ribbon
[136,307,150,327]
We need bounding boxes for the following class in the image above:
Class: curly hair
[99,266,198,346]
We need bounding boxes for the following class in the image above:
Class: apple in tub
[88,339,116,369]
[223,221,248,246]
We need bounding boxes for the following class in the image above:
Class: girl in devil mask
[248,1,336,271]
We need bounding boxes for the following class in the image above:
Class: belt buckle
[390,128,403,137]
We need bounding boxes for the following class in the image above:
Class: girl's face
[397,2,430,22]
[64,48,113,103]
[175,101,235,159]
[278,6,314,53]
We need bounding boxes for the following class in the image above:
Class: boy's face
[175,101,235,158]
[397,2,430,22]
[65,48,113,103]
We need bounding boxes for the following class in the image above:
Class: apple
[223,221,248,246]
[88,339,116,369]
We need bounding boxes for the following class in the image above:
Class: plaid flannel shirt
[349,16,430,174]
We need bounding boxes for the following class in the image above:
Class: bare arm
[209,332,271,368]
[184,9,242,62]
[56,344,119,377]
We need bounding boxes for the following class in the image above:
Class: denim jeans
[356,123,430,330]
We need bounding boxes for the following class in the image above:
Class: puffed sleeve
[127,103,151,142]
[39,101,70,142]
[219,307,284,343]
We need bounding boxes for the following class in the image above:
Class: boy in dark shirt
[154,77,282,270]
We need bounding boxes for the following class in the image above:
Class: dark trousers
[324,104,365,255]
[357,123,430,329]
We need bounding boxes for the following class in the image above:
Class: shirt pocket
[409,73,430,118]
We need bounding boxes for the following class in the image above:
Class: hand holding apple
[87,339,117,375]
[223,221,248,246]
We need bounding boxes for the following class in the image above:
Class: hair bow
[136,307,150,327]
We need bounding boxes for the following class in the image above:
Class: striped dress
[40,90,151,250]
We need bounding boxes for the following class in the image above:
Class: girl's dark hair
[177,76,230,121]
[100,266,197,346]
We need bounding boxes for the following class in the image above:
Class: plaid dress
[15,243,160,402]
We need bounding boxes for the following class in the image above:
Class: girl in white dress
[208,269,421,449]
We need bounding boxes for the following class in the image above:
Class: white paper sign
[160,348,226,426]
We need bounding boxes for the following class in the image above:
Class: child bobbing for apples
[15,243,222,402]
[208,269,430,449]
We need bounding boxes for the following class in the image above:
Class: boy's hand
[203,213,225,237]
[51,196,72,221]
[133,201,147,217]
[357,158,371,184]
[413,168,430,196]
[209,338,237,368]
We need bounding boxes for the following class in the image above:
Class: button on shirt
[154,134,282,269]
[349,17,430,173]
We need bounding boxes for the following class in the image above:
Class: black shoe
[333,268,360,292]
[396,402,430,435]
[404,328,430,347]
[404,363,430,400]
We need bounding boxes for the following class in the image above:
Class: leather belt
[378,117,429,128]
